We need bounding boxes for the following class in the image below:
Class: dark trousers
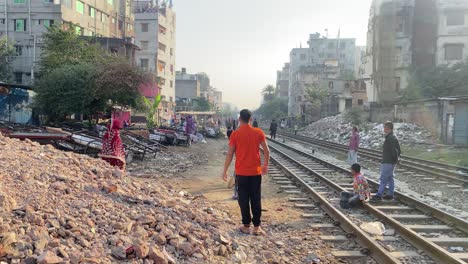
[270,130,277,139]
[236,175,262,227]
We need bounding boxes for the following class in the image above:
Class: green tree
[192,97,212,111]
[305,84,327,107]
[402,63,468,99]
[344,107,365,126]
[261,84,276,101]
[255,97,288,121]
[35,63,103,122]
[40,25,105,74]
[142,95,162,129]
[338,70,356,81]
[95,56,146,110]
[0,37,15,82]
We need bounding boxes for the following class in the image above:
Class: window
[170,64,174,74]
[158,42,166,52]
[14,0,25,3]
[170,48,173,56]
[395,77,401,92]
[15,45,22,56]
[140,59,149,69]
[328,81,334,89]
[107,0,113,5]
[43,20,54,27]
[141,23,149,32]
[43,0,54,3]
[170,80,173,88]
[340,42,346,49]
[445,44,464,60]
[14,19,26,32]
[300,54,306,61]
[358,99,364,106]
[159,25,167,34]
[62,0,72,8]
[89,6,95,17]
[34,20,41,26]
[447,12,465,26]
[140,41,148,50]
[118,20,123,30]
[101,13,107,23]
[170,96,173,102]
[396,16,404,32]
[76,1,84,14]
[14,72,22,84]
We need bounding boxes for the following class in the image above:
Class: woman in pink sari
[99,119,126,170]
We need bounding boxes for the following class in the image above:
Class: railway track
[276,131,468,187]
[267,138,468,264]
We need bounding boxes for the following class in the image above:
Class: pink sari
[99,119,126,170]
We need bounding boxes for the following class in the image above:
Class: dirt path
[169,138,339,264]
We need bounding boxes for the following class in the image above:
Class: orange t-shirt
[229,124,266,176]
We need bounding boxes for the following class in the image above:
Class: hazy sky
[175,0,373,109]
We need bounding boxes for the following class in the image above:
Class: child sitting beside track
[340,163,371,209]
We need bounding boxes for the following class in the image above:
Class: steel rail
[268,139,468,264]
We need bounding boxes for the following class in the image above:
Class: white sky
[175,0,373,110]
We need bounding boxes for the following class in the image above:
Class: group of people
[268,119,299,140]
[341,121,401,208]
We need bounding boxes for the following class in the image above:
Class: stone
[148,246,168,264]
[217,245,228,257]
[275,241,285,247]
[111,246,127,260]
[36,250,63,264]
[179,242,194,256]
[155,233,167,245]
[134,242,149,259]
[0,191,16,212]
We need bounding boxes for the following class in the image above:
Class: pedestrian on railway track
[252,118,259,128]
[270,119,278,140]
[347,126,360,165]
[222,109,270,236]
[340,163,370,208]
[372,121,401,201]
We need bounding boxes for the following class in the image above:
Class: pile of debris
[127,151,208,177]
[0,134,242,263]
[301,113,436,148]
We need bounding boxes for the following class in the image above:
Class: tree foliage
[40,25,105,74]
[255,97,288,121]
[305,84,327,107]
[35,25,147,123]
[261,84,276,102]
[35,63,102,122]
[401,63,468,101]
[192,97,212,111]
[142,95,162,129]
[0,37,15,82]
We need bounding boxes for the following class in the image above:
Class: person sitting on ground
[223,109,270,236]
[340,163,370,209]
[269,119,278,140]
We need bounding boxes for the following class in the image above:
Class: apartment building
[133,0,175,122]
[0,0,134,84]
[175,68,200,102]
[276,63,289,98]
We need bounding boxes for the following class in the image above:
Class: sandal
[253,227,266,236]
[239,225,250,234]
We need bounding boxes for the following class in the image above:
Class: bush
[344,107,364,126]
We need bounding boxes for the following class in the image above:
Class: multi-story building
[288,48,310,117]
[367,0,468,104]
[212,90,222,111]
[276,63,289,98]
[307,33,356,74]
[133,0,176,122]
[0,0,134,84]
[175,68,200,102]
[435,0,468,65]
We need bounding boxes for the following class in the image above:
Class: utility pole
[4,0,8,41]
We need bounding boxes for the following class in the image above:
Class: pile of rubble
[0,134,245,263]
[127,151,208,177]
[301,113,436,148]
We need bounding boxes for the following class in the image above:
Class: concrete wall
[175,79,199,100]
[436,0,468,65]
[134,12,158,73]
[288,48,309,116]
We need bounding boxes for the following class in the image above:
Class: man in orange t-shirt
[222,109,270,236]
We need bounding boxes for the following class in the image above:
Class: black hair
[351,163,361,173]
[353,126,358,132]
[384,121,394,130]
[239,109,252,123]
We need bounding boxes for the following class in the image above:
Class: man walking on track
[347,126,360,165]
[222,109,270,236]
[372,121,401,201]
[270,119,278,140]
